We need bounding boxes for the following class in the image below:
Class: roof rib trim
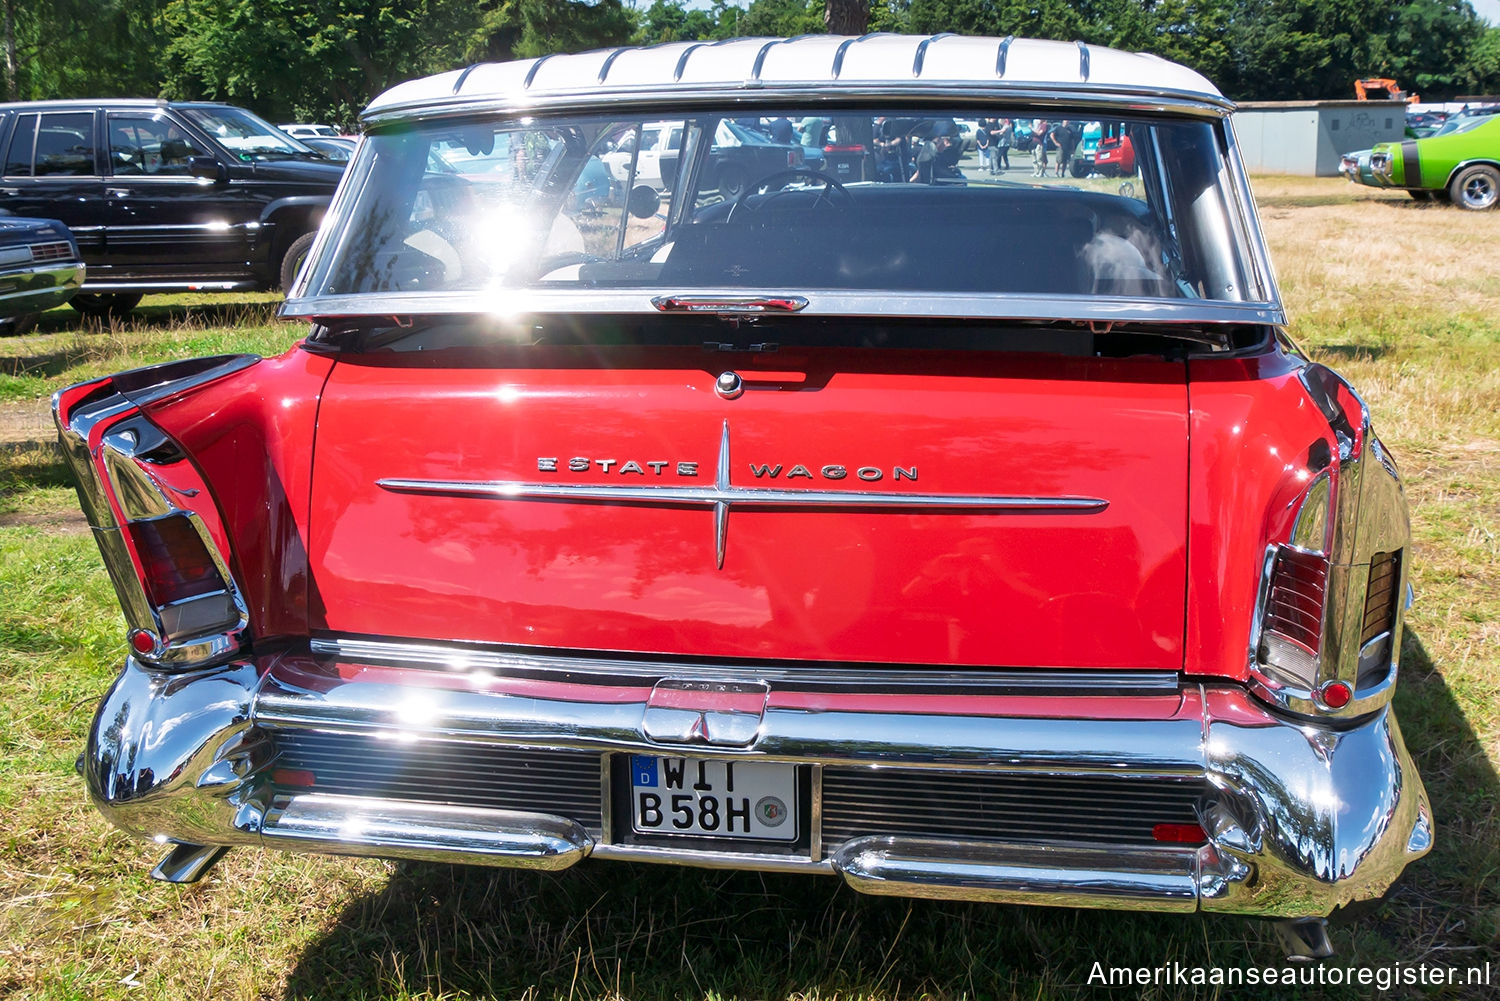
[831,32,886,80]
[750,34,820,83]
[913,32,955,77]
[451,64,481,96]
[598,46,641,84]
[1076,41,1091,82]
[673,43,706,82]
[995,35,1016,78]
[522,53,558,90]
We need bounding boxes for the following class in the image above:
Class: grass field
[0,178,1496,1000]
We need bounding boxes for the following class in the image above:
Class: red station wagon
[57,35,1430,960]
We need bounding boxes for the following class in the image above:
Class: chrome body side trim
[380,418,1105,570]
[377,477,1109,514]
[85,651,1431,917]
[305,637,1182,692]
[80,279,258,293]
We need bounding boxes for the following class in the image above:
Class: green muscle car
[1369,112,1500,209]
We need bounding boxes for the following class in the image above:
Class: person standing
[994,118,1012,171]
[1031,119,1049,177]
[975,120,994,175]
[1052,120,1078,178]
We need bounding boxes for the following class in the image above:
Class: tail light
[126,513,241,638]
[823,144,865,153]
[1260,547,1327,681]
[1257,471,1333,692]
[54,360,253,670]
[1251,364,1410,719]
[787,148,804,167]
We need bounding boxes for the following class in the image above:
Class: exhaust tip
[151,843,230,883]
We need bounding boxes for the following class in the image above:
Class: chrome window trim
[360,83,1235,128]
[282,289,1285,326]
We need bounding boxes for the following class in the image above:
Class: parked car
[1369,112,1500,208]
[1339,147,1377,186]
[60,35,1429,960]
[279,123,340,138]
[602,119,804,198]
[0,100,345,316]
[1404,110,1447,138]
[301,136,356,162]
[0,215,82,333]
[1094,131,1136,177]
[600,120,684,190]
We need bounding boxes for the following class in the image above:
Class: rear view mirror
[188,156,228,183]
[627,184,660,219]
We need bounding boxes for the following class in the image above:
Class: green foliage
[0,0,1496,118]
[634,0,721,45]
[4,0,166,100]
[156,0,628,124]
[1367,1,1482,95]
[1463,24,1500,92]
[908,0,1083,39]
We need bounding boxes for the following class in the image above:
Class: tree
[634,0,719,43]
[907,0,1084,43]
[3,0,166,101]
[825,0,867,33]
[160,0,633,125]
[1366,0,1481,97]
[1466,24,1500,93]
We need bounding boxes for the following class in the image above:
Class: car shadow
[279,628,1495,1000]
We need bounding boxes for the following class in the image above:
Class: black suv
[0,100,345,316]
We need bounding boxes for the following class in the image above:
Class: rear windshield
[300,108,1263,310]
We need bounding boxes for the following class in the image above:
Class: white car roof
[364,34,1225,120]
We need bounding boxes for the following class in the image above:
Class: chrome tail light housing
[1249,364,1410,719]
[54,357,255,670]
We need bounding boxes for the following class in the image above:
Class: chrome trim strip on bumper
[83,650,1432,918]
[0,260,84,312]
[831,836,1204,912]
[262,794,593,870]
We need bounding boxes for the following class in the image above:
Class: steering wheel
[728,168,851,222]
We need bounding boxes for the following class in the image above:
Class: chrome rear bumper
[0,260,84,314]
[82,646,1431,918]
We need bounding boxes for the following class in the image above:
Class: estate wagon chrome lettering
[382,422,1107,570]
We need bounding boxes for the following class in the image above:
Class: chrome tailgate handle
[642,678,770,747]
[652,295,808,314]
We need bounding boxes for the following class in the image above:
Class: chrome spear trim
[378,421,1109,569]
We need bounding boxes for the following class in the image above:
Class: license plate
[629,756,797,841]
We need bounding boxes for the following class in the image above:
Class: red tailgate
[308,346,1188,670]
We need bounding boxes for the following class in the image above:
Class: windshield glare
[306,108,1261,308]
[181,107,318,160]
